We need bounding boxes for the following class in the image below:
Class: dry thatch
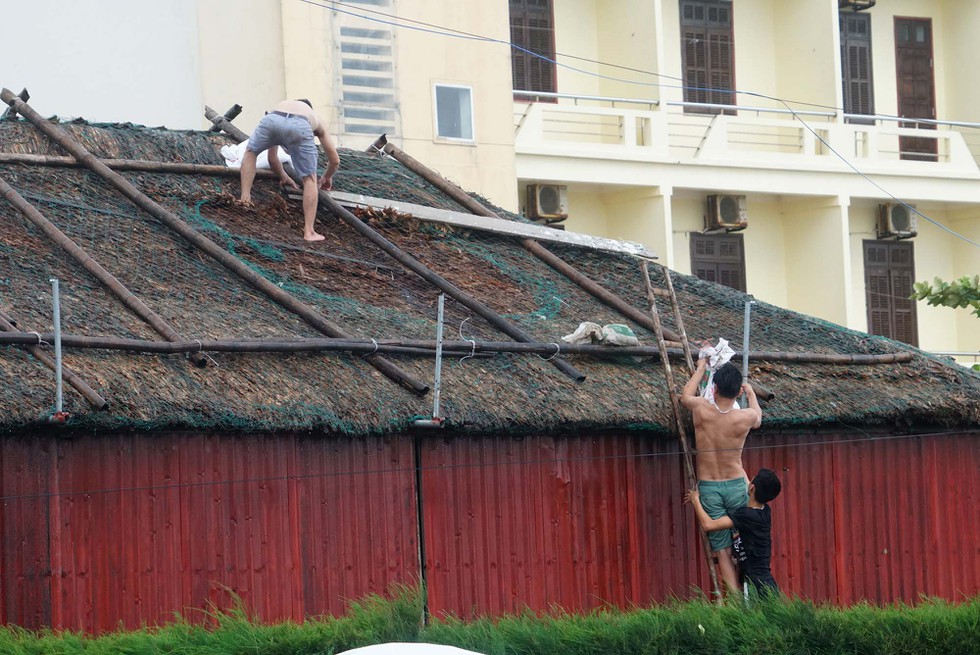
[0,116,977,436]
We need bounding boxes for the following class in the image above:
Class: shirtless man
[239,99,340,241]
[680,359,762,596]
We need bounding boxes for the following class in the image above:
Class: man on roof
[238,99,340,242]
[681,359,762,598]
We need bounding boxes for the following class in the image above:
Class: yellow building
[6,0,977,363]
[506,0,980,364]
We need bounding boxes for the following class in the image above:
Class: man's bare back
[681,358,761,481]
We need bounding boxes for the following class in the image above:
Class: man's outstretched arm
[741,382,762,428]
[680,357,707,409]
[685,489,734,532]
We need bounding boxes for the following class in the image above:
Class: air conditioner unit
[706,194,747,231]
[877,203,918,239]
[526,184,568,221]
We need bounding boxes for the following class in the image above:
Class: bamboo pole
[367,135,685,343]
[209,104,242,132]
[206,109,587,383]
[205,104,244,136]
[0,175,209,367]
[0,330,913,366]
[0,314,108,410]
[0,88,28,119]
[0,151,273,177]
[2,89,428,395]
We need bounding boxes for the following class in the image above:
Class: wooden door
[895,18,936,161]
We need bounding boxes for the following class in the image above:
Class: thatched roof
[0,116,977,436]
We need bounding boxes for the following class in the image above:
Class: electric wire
[0,427,973,503]
[301,0,980,248]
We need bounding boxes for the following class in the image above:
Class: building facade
[5,0,978,360]
[509,0,980,364]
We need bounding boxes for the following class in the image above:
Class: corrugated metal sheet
[422,430,979,616]
[0,432,418,632]
[1,429,976,632]
[421,434,705,616]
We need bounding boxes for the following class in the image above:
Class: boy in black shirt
[686,468,782,597]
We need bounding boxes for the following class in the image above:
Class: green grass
[0,586,976,655]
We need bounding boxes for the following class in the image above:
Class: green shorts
[698,477,749,551]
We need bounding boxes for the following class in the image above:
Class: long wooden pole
[0,151,270,177]
[0,87,28,119]
[3,89,428,395]
[367,135,685,343]
[0,330,911,367]
[0,175,208,367]
[0,313,108,410]
[207,109,587,383]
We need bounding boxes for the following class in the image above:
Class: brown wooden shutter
[510,0,556,96]
[680,1,735,112]
[863,240,918,346]
[840,12,874,118]
[690,232,745,292]
[510,14,528,91]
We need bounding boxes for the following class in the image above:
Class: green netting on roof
[0,117,977,435]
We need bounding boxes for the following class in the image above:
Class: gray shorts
[247,112,318,178]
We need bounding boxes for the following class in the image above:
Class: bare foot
[304,232,325,242]
[235,198,255,210]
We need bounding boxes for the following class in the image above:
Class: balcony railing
[513,90,980,174]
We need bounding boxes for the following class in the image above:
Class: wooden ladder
[640,260,722,600]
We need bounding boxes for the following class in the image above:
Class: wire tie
[29,331,46,346]
[204,353,219,367]
[457,318,478,364]
[194,339,203,352]
[538,342,561,361]
[361,338,379,358]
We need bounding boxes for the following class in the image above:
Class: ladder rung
[650,287,671,297]
[664,340,685,349]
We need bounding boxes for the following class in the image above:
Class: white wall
[742,197,789,309]
[3,0,205,127]
[198,0,286,131]
[782,198,850,325]
[553,1,602,97]
[938,0,980,124]
[394,1,518,210]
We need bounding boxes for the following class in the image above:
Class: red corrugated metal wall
[0,432,418,632]
[0,429,976,632]
[421,430,979,616]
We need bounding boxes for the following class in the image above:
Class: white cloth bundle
[220,139,291,170]
[698,338,739,407]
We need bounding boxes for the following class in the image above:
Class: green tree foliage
[912,275,980,318]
